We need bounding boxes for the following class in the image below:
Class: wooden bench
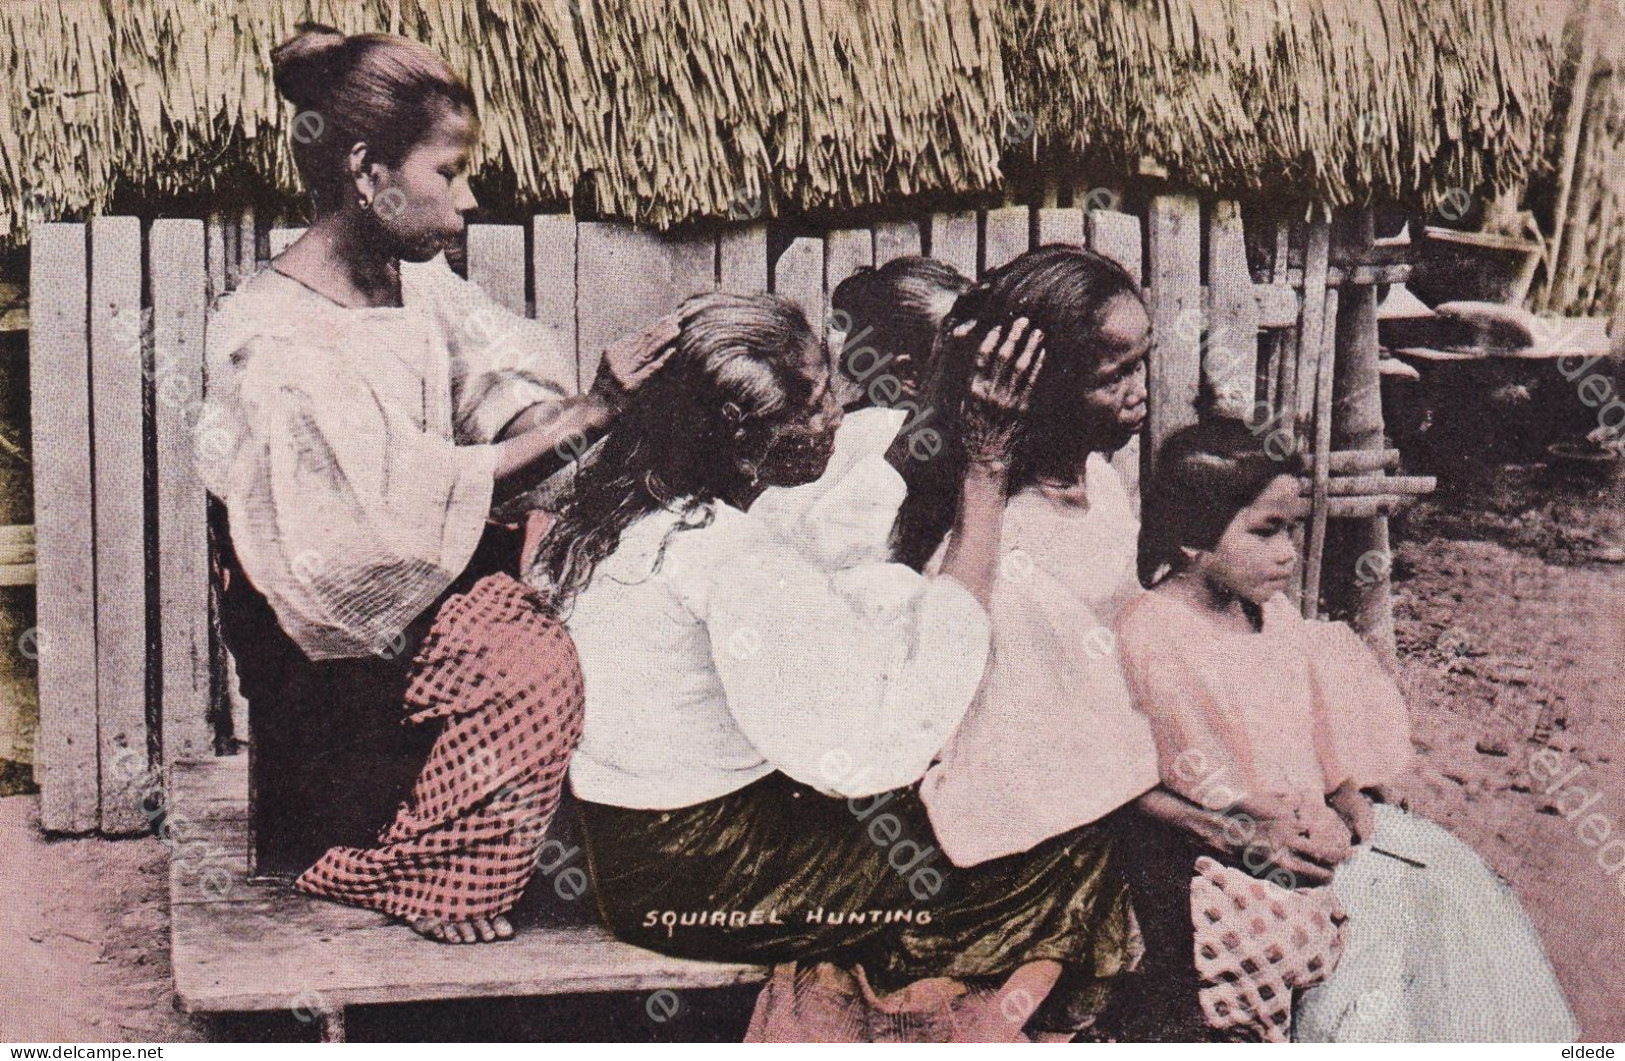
[27,198,1419,1039]
[166,754,766,1041]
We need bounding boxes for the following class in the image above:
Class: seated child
[1115,420,1578,1043]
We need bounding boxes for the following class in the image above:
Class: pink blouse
[1115,592,1414,834]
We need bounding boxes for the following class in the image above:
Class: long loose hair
[531,292,819,611]
[891,244,1145,570]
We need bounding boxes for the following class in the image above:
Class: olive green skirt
[577,771,1140,1015]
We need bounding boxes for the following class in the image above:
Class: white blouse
[920,455,1162,866]
[199,256,573,660]
[560,410,992,810]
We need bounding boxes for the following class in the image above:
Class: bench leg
[319,1009,346,1043]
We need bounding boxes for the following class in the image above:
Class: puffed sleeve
[667,509,991,799]
[1116,597,1259,810]
[403,256,574,444]
[210,337,495,660]
[1303,619,1414,792]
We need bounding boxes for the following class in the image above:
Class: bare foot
[407,914,515,944]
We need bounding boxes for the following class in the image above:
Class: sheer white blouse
[560,409,993,810]
[199,256,573,660]
[920,455,1162,867]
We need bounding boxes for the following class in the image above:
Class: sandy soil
[3,471,1622,1042]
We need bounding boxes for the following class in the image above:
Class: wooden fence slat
[237,207,257,282]
[532,215,580,394]
[775,237,826,338]
[29,223,99,833]
[268,227,305,258]
[150,220,213,767]
[1035,207,1085,247]
[1301,286,1340,617]
[873,221,921,264]
[1144,196,1203,481]
[205,213,226,303]
[466,224,527,316]
[90,216,149,835]
[1087,209,1143,286]
[983,206,1029,274]
[1290,219,1333,440]
[825,228,873,293]
[928,211,978,279]
[220,212,239,292]
[719,224,768,295]
[1206,201,1260,419]
[576,224,715,386]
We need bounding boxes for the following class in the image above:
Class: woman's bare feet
[407,914,515,944]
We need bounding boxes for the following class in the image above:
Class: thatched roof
[0,0,1560,245]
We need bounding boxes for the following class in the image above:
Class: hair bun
[271,23,348,111]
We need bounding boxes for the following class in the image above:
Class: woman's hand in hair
[960,317,1044,470]
[590,313,682,412]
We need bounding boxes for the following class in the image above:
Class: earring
[357,193,372,211]
[739,460,760,486]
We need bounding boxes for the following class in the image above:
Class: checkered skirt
[295,573,585,922]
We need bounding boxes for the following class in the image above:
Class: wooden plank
[718,224,768,295]
[1255,283,1298,329]
[220,211,239,292]
[204,212,226,303]
[237,207,257,280]
[1307,475,1436,497]
[1301,287,1339,618]
[927,212,978,278]
[1206,201,1259,418]
[1326,495,1416,519]
[1144,196,1202,481]
[167,754,766,1011]
[1035,207,1085,247]
[90,216,150,835]
[0,564,36,587]
[824,228,873,292]
[982,206,1029,274]
[171,900,766,1013]
[1289,219,1332,441]
[575,224,714,385]
[267,227,305,258]
[1331,210,1397,666]
[150,220,213,766]
[1087,209,1143,286]
[1327,449,1401,474]
[774,237,826,337]
[0,524,34,565]
[873,220,921,264]
[466,224,527,316]
[531,215,580,394]
[27,224,99,833]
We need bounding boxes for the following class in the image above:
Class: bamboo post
[1301,287,1339,618]
[1542,0,1597,313]
[1330,210,1397,668]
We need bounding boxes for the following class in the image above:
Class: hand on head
[959,316,1046,469]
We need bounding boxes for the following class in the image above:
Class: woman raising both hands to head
[199,24,677,945]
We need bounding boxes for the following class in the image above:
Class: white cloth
[560,414,991,811]
[1295,803,1579,1042]
[920,456,1162,867]
[199,256,573,660]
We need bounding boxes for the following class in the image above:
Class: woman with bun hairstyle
[829,255,970,412]
[200,25,676,943]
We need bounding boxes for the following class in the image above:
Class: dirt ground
[2,465,1623,1043]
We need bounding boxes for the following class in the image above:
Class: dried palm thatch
[0,0,1560,246]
